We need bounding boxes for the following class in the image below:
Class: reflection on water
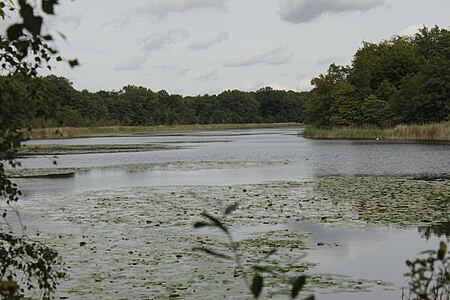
[418,222,450,240]
[13,127,450,199]
[233,222,447,300]
[17,165,313,199]
[291,223,445,300]
[17,127,450,178]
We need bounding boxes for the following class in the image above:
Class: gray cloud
[115,55,148,71]
[226,45,293,67]
[140,28,189,51]
[197,70,221,81]
[178,68,190,76]
[279,0,384,23]
[154,65,190,76]
[135,0,226,19]
[188,31,229,50]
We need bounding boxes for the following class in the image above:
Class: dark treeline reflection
[418,222,450,240]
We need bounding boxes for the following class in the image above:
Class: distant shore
[26,123,303,139]
[300,122,450,141]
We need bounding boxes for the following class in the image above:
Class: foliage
[403,241,449,300]
[0,232,66,299]
[1,0,72,297]
[306,26,450,128]
[193,204,314,299]
[4,76,309,128]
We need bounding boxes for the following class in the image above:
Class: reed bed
[26,123,301,139]
[301,122,450,141]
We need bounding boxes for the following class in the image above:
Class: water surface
[9,127,450,299]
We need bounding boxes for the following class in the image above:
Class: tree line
[306,26,450,128]
[0,75,309,128]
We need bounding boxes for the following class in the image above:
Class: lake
[7,127,450,299]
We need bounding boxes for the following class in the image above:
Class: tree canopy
[5,76,309,128]
[306,26,450,128]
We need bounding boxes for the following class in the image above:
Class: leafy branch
[193,202,314,299]
[403,241,449,300]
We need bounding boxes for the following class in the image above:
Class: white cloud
[226,45,293,67]
[115,55,148,71]
[279,0,384,23]
[241,81,292,92]
[268,82,290,91]
[297,77,314,91]
[188,31,229,50]
[135,0,227,19]
[140,28,189,51]
[399,24,424,36]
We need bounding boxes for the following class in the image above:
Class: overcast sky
[29,0,450,95]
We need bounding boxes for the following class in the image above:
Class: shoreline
[300,122,450,141]
[26,122,303,140]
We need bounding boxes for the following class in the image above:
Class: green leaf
[291,276,307,299]
[437,241,447,261]
[68,59,79,67]
[251,274,263,298]
[7,24,23,41]
[42,0,58,14]
[225,202,239,215]
[201,212,228,233]
[192,247,230,260]
[24,15,43,35]
[19,0,43,36]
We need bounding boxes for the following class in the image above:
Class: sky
[5,0,450,95]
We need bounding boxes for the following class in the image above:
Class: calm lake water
[12,127,450,299]
[18,127,450,196]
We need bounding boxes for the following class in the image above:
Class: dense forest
[0,75,309,128]
[306,26,450,127]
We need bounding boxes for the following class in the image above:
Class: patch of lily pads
[6,160,291,178]
[18,143,180,156]
[6,175,449,299]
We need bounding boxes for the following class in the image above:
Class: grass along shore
[26,122,302,139]
[301,122,450,141]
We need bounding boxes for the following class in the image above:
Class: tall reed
[301,122,450,141]
[26,123,302,139]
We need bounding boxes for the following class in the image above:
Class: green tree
[401,26,450,123]
[329,81,361,126]
[306,64,351,127]
[255,87,306,123]
[216,90,261,123]
[1,1,74,297]
[307,27,449,127]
